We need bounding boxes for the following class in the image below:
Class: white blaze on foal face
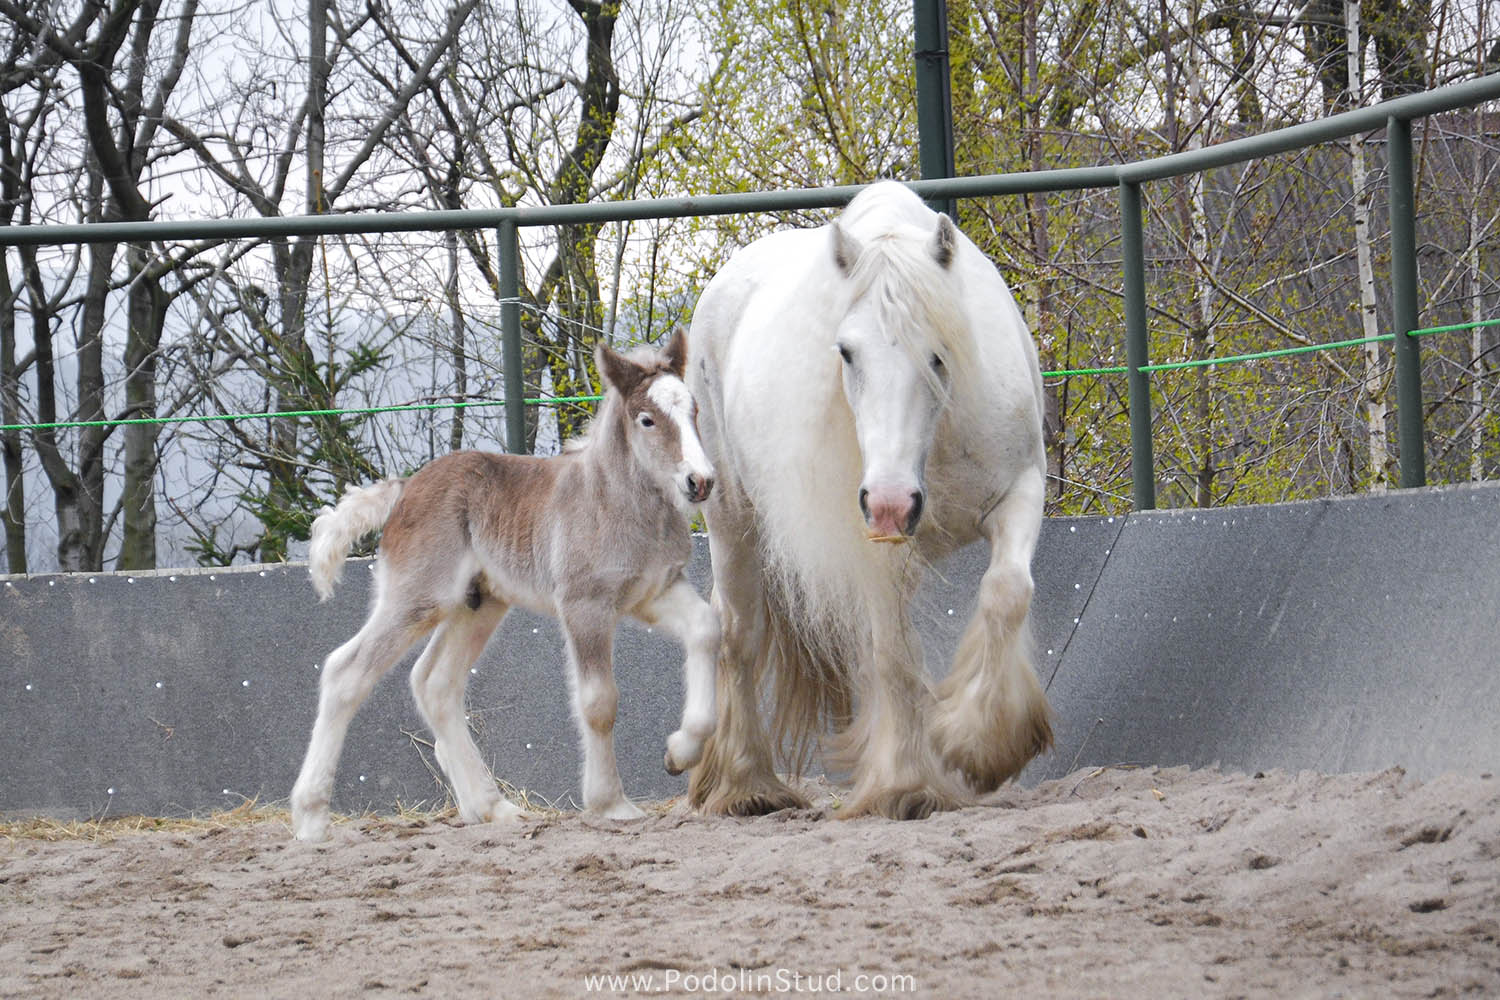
[645,373,715,506]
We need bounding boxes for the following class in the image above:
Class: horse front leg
[635,577,720,776]
[839,595,967,820]
[932,466,1054,792]
[687,508,809,816]
[560,605,644,821]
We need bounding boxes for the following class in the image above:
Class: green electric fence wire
[1405,316,1500,338]
[0,394,607,433]
[2,318,1494,434]
[1138,333,1393,373]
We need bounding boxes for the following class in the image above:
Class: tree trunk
[1469,139,1486,483]
[0,249,25,573]
[1347,0,1392,492]
[446,225,467,454]
[118,247,169,569]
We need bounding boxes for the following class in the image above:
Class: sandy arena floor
[2,765,1497,998]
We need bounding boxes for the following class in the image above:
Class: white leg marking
[292,609,422,841]
[639,577,720,775]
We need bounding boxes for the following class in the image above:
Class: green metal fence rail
[4,72,1499,507]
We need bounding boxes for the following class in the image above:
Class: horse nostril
[858,488,870,520]
[906,490,925,534]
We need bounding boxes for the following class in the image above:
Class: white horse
[686,181,1052,819]
[290,331,719,841]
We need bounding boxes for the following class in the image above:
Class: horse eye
[837,344,853,364]
[930,353,945,372]
[638,414,655,428]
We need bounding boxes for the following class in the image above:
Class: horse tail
[307,478,407,602]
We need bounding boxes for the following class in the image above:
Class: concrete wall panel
[3,483,1496,818]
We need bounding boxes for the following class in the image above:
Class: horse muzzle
[859,485,924,540]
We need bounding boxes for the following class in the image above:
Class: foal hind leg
[292,609,425,841]
[408,600,524,825]
[636,577,719,776]
[560,605,644,820]
[932,466,1054,792]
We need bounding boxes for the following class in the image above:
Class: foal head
[595,329,715,512]
[829,209,973,540]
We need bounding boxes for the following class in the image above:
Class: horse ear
[662,328,688,377]
[932,214,957,269]
[831,221,862,275]
[596,342,642,395]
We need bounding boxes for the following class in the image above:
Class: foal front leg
[560,605,645,820]
[636,577,720,776]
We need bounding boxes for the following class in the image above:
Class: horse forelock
[841,224,978,400]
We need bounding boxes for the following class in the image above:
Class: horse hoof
[841,785,960,821]
[696,782,810,817]
[936,711,1054,794]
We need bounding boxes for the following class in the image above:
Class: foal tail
[307,478,407,602]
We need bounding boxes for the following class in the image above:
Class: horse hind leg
[408,598,524,826]
[932,467,1054,792]
[291,604,425,841]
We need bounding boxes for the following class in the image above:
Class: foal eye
[837,344,853,364]
[638,414,656,428]
[930,353,946,372]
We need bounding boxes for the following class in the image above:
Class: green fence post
[913,0,956,219]
[1387,115,1425,488]
[498,219,526,455]
[1119,180,1155,510]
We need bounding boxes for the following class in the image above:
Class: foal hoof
[291,811,331,842]
[591,799,647,822]
[663,730,705,776]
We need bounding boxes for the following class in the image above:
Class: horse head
[596,329,716,511]
[829,210,970,541]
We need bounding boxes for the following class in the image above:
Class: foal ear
[662,328,688,378]
[831,220,863,275]
[596,342,643,395]
[931,214,958,270]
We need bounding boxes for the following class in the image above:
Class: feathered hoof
[840,784,962,821]
[695,778,809,817]
[934,707,1054,794]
